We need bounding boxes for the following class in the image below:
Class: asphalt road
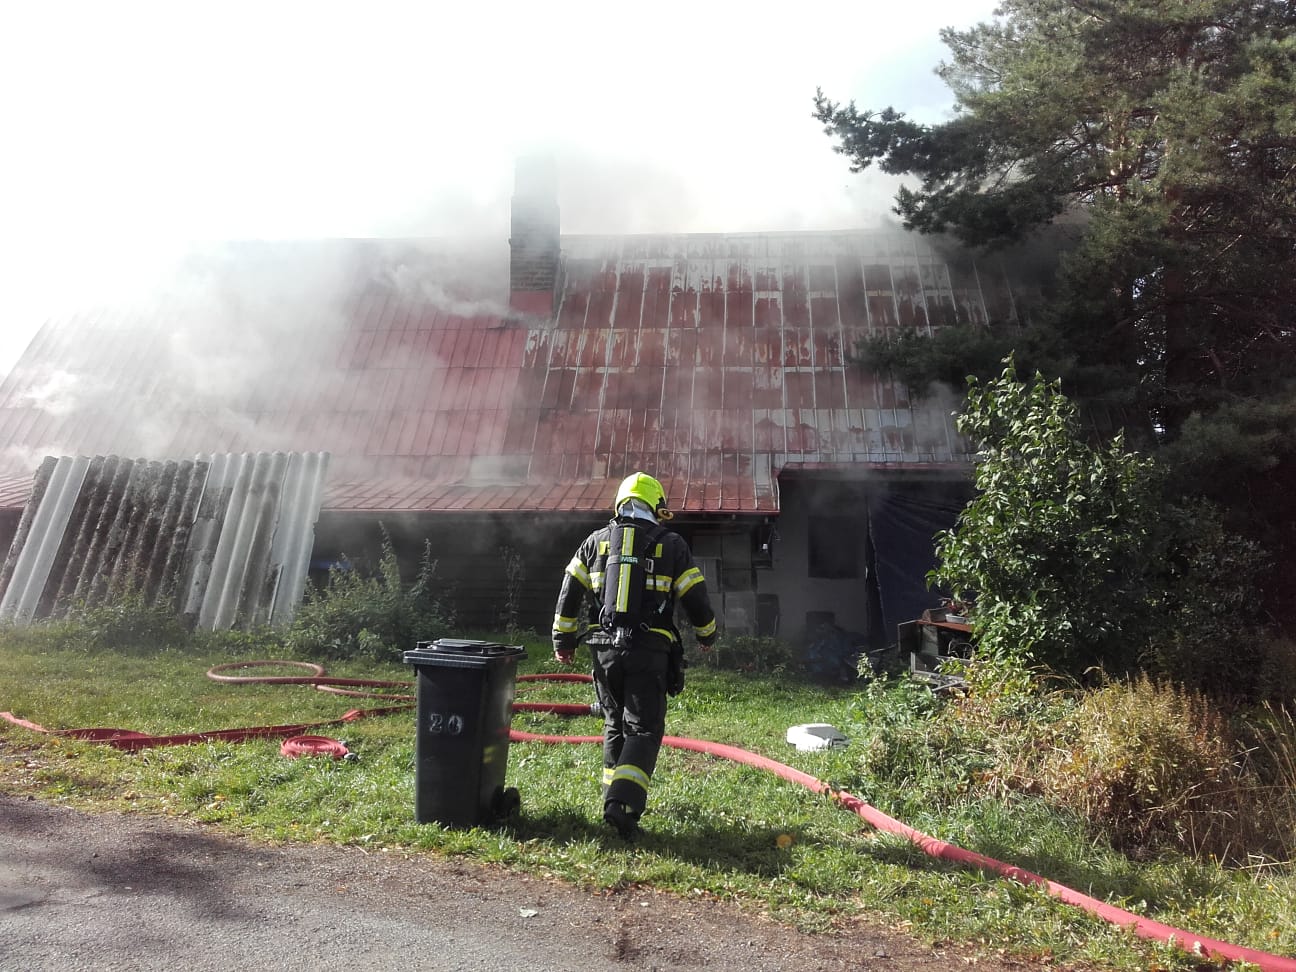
[0,792,999,972]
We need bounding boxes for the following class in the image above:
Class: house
[0,160,1042,648]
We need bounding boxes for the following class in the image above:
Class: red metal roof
[0,231,1022,515]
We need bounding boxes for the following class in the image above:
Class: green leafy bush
[284,530,450,661]
[934,360,1268,701]
[1142,499,1274,702]
[841,672,1066,816]
[190,624,290,658]
[54,592,192,653]
[842,677,961,799]
[933,360,1161,675]
[686,634,800,677]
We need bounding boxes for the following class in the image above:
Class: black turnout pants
[591,641,669,819]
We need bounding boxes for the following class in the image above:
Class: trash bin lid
[403,639,526,667]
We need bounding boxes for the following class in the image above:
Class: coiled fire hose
[3,662,1294,971]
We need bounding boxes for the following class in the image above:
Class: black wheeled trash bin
[402,638,527,827]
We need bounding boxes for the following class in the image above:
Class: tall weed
[850,667,1296,866]
[1029,675,1269,862]
[498,545,526,641]
[1236,702,1296,863]
[1148,625,1296,708]
[28,591,193,654]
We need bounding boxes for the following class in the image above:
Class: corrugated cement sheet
[0,232,1033,515]
[0,451,329,629]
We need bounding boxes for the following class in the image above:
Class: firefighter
[551,472,718,838]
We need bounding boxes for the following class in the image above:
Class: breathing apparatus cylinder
[601,520,653,648]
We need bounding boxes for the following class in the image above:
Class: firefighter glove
[667,644,686,696]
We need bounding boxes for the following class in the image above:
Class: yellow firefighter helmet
[614,472,673,520]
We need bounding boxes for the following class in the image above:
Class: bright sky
[0,0,999,377]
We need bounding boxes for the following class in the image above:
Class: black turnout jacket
[552,518,718,651]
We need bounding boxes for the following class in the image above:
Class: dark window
[808,515,861,579]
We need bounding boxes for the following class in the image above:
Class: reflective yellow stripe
[648,626,676,642]
[615,564,633,610]
[602,767,615,786]
[648,575,671,591]
[590,570,604,592]
[675,566,704,596]
[598,539,609,555]
[566,558,591,589]
[614,525,635,613]
[695,618,717,638]
[553,615,580,634]
[611,764,651,793]
[653,543,663,557]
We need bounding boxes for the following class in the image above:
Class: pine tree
[816,0,1296,619]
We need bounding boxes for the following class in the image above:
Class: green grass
[2,630,1293,971]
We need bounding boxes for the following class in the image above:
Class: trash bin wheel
[493,786,521,819]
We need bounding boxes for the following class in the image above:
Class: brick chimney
[509,157,561,317]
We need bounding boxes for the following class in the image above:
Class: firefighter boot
[603,800,639,840]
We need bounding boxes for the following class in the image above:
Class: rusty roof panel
[0,230,1028,516]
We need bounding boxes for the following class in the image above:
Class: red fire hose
[650,736,1296,972]
[3,664,1293,971]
